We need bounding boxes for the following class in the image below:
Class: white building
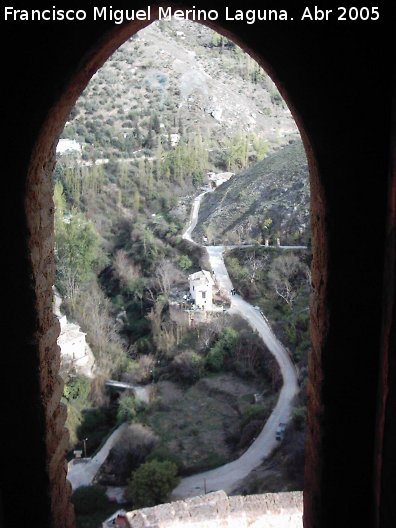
[188,270,215,310]
[56,138,82,155]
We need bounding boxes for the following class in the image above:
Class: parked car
[276,422,287,441]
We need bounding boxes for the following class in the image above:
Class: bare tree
[155,259,183,296]
[75,282,126,379]
[122,355,155,384]
[246,250,267,283]
[109,423,159,481]
[198,316,227,350]
[56,260,80,309]
[113,249,141,289]
[268,253,302,306]
[146,297,175,356]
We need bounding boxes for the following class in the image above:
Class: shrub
[116,394,137,424]
[146,446,184,472]
[78,408,109,435]
[240,403,272,429]
[63,376,91,402]
[206,344,225,371]
[122,354,155,383]
[177,254,193,270]
[71,485,109,515]
[77,407,117,455]
[238,419,263,449]
[206,327,238,371]
[292,406,307,431]
[172,350,205,382]
[108,424,158,481]
[127,459,180,508]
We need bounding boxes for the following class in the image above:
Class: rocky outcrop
[53,289,95,378]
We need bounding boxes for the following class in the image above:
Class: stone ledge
[125,491,303,528]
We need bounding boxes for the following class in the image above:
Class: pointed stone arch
[3,3,394,528]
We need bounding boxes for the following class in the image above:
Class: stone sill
[122,490,303,528]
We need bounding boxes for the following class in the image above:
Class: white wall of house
[189,271,214,310]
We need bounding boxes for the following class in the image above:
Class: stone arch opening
[57,16,311,514]
[29,13,318,525]
[4,3,393,528]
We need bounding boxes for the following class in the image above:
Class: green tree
[118,160,129,189]
[55,210,103,304]
[71,485,109,515]
[117,394,137,424]
[252,134,269,161]
[151,113,161,134]
[53,180,66,233]
[127,459,179,508]
[177,255,192,270]
[223,133,249,171]
[63,376,91,402]
[132,189,141,211]
[206,327,238,371]
[144,127,154,149]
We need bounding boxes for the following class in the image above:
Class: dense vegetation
[56,19,296,420]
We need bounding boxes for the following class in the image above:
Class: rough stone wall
[26,141,75,527]
[126,491,303,528]
[376,77,396,527]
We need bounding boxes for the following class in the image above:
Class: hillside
[62,19,298,162]
[56,20,309,504]
[193,139,310,246]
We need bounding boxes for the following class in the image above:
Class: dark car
[276,422,287,441]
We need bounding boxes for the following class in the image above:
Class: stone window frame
[24,11,326,528]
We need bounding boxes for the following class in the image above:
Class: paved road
[67,423,128,490]
[172,247,298,498]
[67,187,300,496]
[173,200,299,498]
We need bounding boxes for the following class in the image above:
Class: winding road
[67,384,150,490]
[67,187,300,497]
[67,423,128,490]
[172,189,299,498]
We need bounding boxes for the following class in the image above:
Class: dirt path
[182,188,212,243]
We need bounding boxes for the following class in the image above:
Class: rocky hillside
[193,139,310,246]
[62,19,298,162]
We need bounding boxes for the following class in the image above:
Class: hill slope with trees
[194,139,309,246]
[54,19,310,517]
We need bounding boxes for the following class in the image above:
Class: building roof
[208,171,234,181]
[189,270,215,286]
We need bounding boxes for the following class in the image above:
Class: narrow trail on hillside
[172,189,299,498]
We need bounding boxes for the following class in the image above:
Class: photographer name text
[3,6,380,24]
